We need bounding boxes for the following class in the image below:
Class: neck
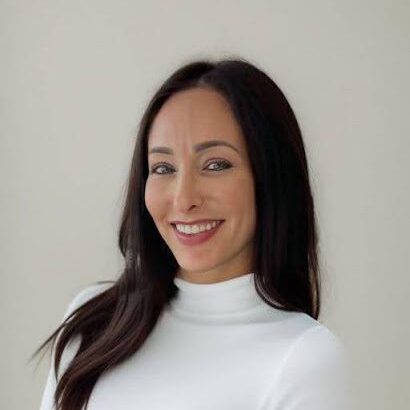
[168,272,267,323]
[175,270,253,285]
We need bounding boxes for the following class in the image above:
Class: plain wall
[1,1,409,409]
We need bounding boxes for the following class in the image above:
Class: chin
[175,257,221,274]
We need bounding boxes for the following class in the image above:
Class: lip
[170,219,224,225]
[171,220,224,246]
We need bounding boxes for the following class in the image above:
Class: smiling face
[144,87,256,284]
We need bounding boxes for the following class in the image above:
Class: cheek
[223,174,255,213]
[144,182,163,219]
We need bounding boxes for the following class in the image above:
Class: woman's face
[144,87,256,284]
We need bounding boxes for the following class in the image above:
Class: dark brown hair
[31,56,321,410]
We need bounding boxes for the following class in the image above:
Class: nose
[172,170,203,212]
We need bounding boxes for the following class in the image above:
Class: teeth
[175,220,221,235]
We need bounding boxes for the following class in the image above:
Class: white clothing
[39,272,352,409]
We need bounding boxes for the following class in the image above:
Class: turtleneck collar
[168,272,266,321]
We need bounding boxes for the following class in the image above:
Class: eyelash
[149,159,232,175]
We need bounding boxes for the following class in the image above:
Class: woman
[34,57,351,409]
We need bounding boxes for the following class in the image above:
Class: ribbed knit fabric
[39,272,352,409]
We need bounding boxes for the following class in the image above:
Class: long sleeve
[262,325,353,410]
[38,284,111,410]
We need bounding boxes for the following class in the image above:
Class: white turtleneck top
[39,273,352,409]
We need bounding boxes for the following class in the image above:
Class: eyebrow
[148,139,240,155]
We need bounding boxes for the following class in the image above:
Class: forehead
[147,87,246,151]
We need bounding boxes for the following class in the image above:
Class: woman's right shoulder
[62,281,114,321]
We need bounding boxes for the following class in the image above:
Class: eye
[149,163,174,175]
[148,159,232,175]
[205,159,232,171]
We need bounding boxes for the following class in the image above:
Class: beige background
[1,1,409,409]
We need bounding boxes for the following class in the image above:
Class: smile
[171,220,224,246]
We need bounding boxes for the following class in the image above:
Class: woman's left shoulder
[277,321,352,408]
[290,321,349,368]
[261,319,353,409]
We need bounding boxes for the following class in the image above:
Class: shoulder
[272,310,347,356]
[285,323,349,375]
[262,319,353,409]
[40,281,114,406]
[281,313,349,376]
[261,308,350,374]
[62,281,114,321]
[55,282,114,372]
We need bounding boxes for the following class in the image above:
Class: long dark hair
[31,56,321,410]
